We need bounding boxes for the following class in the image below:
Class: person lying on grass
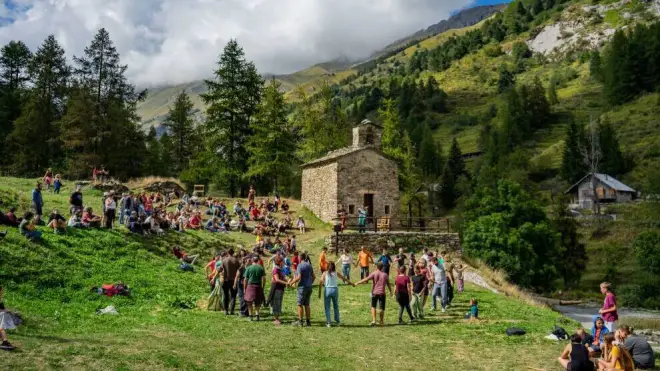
[557,333,594,371]
[0,286,17,351]
[353,261,393,327]
[172,245,199,265]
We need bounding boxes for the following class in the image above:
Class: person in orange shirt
[357,246,374,279]
[319,247,329,273]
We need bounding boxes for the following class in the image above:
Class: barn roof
[300,146,394,169]
[565,173,636,194]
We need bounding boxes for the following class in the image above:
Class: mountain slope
[136,4,507,129]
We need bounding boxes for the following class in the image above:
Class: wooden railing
[332,216,452,233]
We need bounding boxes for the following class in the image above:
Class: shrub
[633,231,660,275]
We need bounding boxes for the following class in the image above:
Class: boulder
[144,181,186,197]
[92,180,130,194]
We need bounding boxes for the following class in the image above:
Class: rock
[92,180,129,194]
[144,181,186,197]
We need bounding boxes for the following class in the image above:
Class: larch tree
[201,39,263,197]
[246,79,296,192]
[163,90,197,175]
[59,28,147,179]
[9,35,70,175]
[0,40,32,171]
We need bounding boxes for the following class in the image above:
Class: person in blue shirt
[53,175,63,194]
[31,182,43,223]
[376,248,393,276]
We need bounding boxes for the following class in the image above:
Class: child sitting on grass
[19,212,41,242]
[47,209,67,234]
[464,298,479,320]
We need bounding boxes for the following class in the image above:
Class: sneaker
[249,316,254,322]
[398,320,404,325]
[256,315,260,322]
[292,320,303,327]
[441,307,446,313]
[410,317,417,322]
[0,341,15,351]
[370,322,376,327]
[305,319,311,327]
[326,323,332,328]
[335,322,341,327]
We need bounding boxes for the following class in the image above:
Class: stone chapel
[300,119,400,223]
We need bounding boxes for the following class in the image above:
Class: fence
[332,216,452,233]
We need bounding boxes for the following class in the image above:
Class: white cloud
[0,0,475,87]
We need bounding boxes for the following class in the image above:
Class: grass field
[0,176,583,370]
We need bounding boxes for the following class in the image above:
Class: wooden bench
[377,216,391,232]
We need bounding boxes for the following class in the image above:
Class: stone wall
[301,162,338,222]
[337,150,399,220]
[325,232,461,254]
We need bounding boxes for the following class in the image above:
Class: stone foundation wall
[301,162,338,222]
[325,232,461,254]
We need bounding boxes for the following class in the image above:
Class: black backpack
[506,327,526,336]
[552,325,569,340]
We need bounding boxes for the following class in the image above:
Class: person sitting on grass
[558,333,595,371]
[3,207,20,227]
[19,212,41,242]
[588,316,610,356]
[598,332,635,371]
[68,210,86,228]
[187,212,202,230]
[618,325,655,369]
[206,217,220,233]
[0,286,17,351]
[353,261,393,327]
[318,261,351,328]
[464,298,479,320]
[47,209,67,234]
[82,207,102,228]
[576,328,594,347]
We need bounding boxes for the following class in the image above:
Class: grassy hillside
[0,176,576,370]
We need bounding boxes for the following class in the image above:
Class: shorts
[371,294,386,310]
[297,286,313,306]
[244,284,264,306]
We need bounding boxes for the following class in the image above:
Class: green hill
[0,176,574,369]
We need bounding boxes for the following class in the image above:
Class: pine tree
[417,123,443,179]
[589,51,603,82]
[379,98,403,159]
[497,65,515,93]
[9,35,69,175]
[439,162,457,209]
[447,138,468,179]
[603,30,635,105]
[159,132,174,177]
[201,39,263,197]
[532,0,545,15]
[60,28,147,179]
[246,79,296,191]
[144,127,164,176]
[163,91,196,175]
[598,120,624,177]
[552,196,588,289]
[0,40,32,171]
[560,120,587,184]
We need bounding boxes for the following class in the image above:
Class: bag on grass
[179,263,194,272]
[506,327,526,336]
[552,325,568,340]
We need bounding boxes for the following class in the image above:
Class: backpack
[506,327,526,336]
[552,325,569,340]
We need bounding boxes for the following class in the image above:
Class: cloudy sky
[0,0,501,87]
